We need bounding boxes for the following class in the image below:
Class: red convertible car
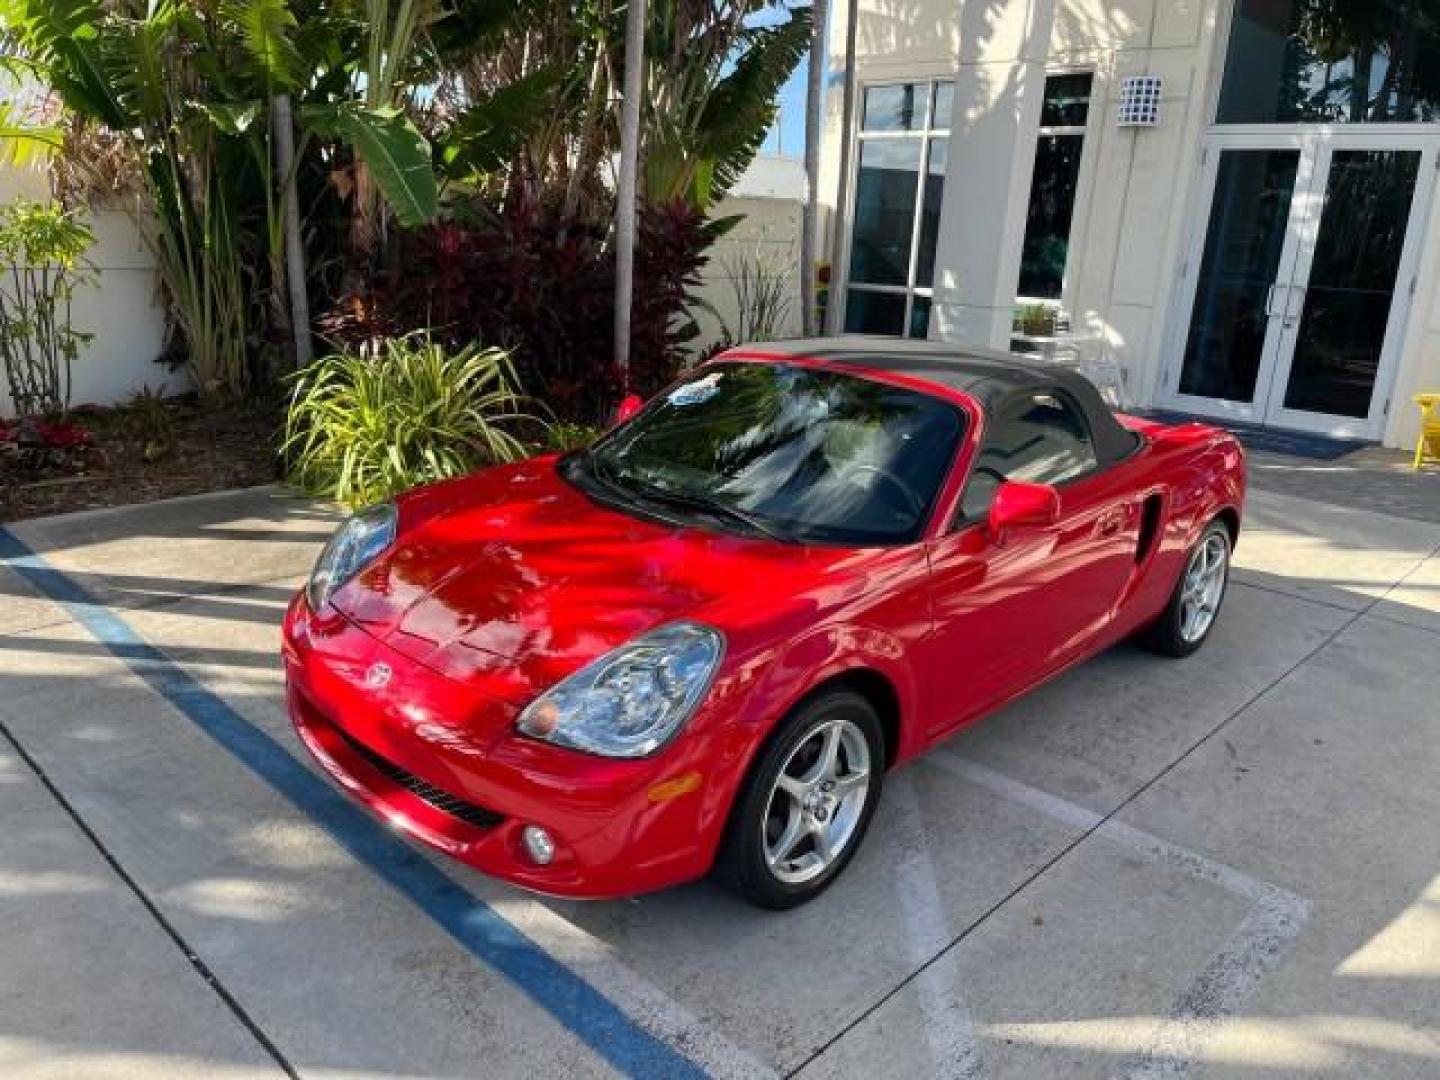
[283,339,1244,908]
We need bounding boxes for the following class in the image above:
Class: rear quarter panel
[1109,419,1246,639]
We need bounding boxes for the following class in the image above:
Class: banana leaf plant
[0,0,441,393]
[640,1,812,210]
[0,44,63,168]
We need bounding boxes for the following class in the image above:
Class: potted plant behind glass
[1016,302,1058,338]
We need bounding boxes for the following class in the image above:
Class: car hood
[331,457,879,702]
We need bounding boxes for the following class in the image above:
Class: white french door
[1161,129,1438,439]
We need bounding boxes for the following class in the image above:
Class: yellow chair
[1415,393,1440,470]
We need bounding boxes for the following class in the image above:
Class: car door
[921,387,1140,735]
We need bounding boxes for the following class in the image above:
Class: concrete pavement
[1,460,1437,1078]
[0,736,284,1079]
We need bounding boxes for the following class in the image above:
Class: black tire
[1139,518,1233,658]
[714,688,885,910]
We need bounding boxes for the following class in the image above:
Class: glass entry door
[1164,133,1435,438]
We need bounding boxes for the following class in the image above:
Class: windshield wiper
[582,452,797,543]
[580,452,657,513]
[581,451,628,498]
[624,473,797,544]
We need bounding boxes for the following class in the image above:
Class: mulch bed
[1,399,282,523]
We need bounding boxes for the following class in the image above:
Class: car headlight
[306,502,398,612]
[516,623,725,758]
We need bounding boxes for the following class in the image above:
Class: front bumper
[282,593,729,899]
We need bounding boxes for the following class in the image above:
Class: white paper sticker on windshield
[667,372,723,407]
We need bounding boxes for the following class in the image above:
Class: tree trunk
[801,0,828,338]
[826,0,860,333]
[614,0,648,391]
[272,93,312,368]
[1350,46,1373,123]
[566,44,609,219]
[344,161,380,299]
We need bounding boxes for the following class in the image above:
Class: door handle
[1283,285,1307,327]
[1097,509,1126,537]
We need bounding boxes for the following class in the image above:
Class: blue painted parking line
[0,527,707,1080]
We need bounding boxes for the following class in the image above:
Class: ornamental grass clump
[284,335,534,508]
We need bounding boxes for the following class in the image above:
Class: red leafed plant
[0,414,96,475]
[322,197,723,424]
[30,418,93,450]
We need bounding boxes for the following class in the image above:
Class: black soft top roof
[727,336,1140,467]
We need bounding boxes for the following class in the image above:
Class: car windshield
[567,361,965,545]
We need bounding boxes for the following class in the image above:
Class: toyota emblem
[364,662,393,690]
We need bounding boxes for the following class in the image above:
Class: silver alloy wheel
[1179,529,1229,644]
[762,717,872,885]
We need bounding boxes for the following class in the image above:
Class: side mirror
[613,393,644,425]
[987,480,1060,540]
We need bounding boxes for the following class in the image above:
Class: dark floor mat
[1139,411,1371,460]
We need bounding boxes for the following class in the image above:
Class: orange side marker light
[647,772,702,803]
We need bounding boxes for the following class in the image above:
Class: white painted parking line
[887,773,987,1078]
[925,752,1311,1079]
[1114,899,1309,1079]
[928,753,1298,907]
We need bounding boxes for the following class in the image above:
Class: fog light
[521,825,555,866]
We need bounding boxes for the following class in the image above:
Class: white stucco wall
[0,165,175,419]
[1386,185,1440,453]
[690,157,806,352]
[822,0,1440,450]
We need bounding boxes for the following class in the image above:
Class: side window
[957,389,1098,522]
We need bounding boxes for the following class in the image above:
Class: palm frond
[430,0,550,59]
[334,103,440,227]
[223,0,305,90]
[0,37,62,168]
[697,7,812,199]
[0,102,62,166]
[107,2,183,127]
[438,62,567,183]
[6,0,129,131]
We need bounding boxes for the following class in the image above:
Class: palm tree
[639,2,812,209]
[800,0,826,337]
[614,0,647,387]
[333,0,442,285]
[272,90,311,366]
[614,1,810,384]
[825,0,858,332]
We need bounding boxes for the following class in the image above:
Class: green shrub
[0,199,95,418]
[121,385,177,463]
[544,421,602,452]
[283,335,534,508]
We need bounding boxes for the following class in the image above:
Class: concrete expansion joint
[0,716,300,1079]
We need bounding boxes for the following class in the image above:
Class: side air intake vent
[1136,494,1164,563]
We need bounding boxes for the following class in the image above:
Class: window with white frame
[844,80,952,339]
[1016,73,1094,303]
